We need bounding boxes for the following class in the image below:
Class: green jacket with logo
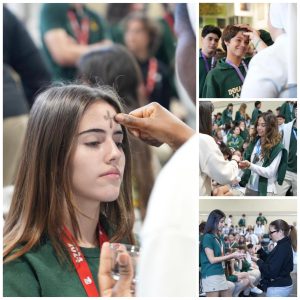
[202,57,251,98]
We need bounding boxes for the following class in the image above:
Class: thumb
[113,253,133,296]
[115,113,147,129]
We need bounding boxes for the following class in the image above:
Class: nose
[105,138,123,163]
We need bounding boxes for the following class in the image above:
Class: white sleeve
[202,137,239,184]
[249,151,282,179]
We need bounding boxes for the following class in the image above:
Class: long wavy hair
[4,84,135,263]
[251,112,281,158]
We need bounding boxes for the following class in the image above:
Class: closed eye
[85,141,100,147]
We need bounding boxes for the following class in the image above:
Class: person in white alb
[241,3,297,98]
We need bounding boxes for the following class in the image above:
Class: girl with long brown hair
[239,112,287,196]
[3,84,135,296]
[251,219,296,297]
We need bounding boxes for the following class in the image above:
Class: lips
[99,168,121,178]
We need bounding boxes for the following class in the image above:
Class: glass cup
[110,243,140,283]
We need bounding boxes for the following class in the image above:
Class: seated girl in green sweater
[3,85,136,297]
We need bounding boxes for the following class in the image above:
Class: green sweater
[240,137,287,195]
[40,4,109,81]
[200,233,225,278]
[4,240,100,297]
[202,57,251,98]
[227,134,244,151]
[199,49,216,97]
[280,102,295,124]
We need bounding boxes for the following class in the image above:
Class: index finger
[98,242,114,296]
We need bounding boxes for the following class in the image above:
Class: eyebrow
[78,128,123,136]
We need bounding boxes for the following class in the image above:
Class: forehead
[233,31,249,41]
[78,100,120,131]
[203,33,220,40]
[257,116,266,123]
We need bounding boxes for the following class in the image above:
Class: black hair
[201,25,221,39]
[277,114,285,119]
[203,209,226,234]
[199,101,214,135]
[255,101,261,108]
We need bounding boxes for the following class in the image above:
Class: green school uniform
[280,102,295,123]
[251,108,262,125]
[4,240,101,297]
[202,57,250,98]
[199,49,216,97]
[287,127,297,173]
[40,4,109,81]
[200,233,225,278]
[221,108,233,125]
[240,137,288,196]
[227,134,244,150]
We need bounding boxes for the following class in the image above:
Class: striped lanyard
[225,59,248,83]
[201,49,216,73]
[62,224,109,296]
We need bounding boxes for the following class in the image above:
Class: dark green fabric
[287,127,297,173]
[238,218,246,227]
[240,137,287,195]
[251,108,262,125]
[4,240,100,296]
[226,274,238,282]
[280,102,295,123]
[240,128,250,142]
[235,111,246,123]
[221,108,233,125]
[202,57,251,98]
[40,4,109,81]
[256,215,268,225]
[227,134,244,151]
[199,49,215,97]
[258,29,274,46]
[200,233,225,278]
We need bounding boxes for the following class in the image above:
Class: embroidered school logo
[84,276,93,285]
[67,243,84,263]
[228,86,242,98]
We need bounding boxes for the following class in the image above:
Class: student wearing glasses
[251,219,296,297]
[239,112,287,196]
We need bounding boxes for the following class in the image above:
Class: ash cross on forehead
[104,110,115,129]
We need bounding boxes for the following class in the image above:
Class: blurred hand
[115,102,195,150]
[232,252,246,260]
[98,242,133,297]
[239,160,250,169]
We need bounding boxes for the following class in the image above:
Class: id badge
[222,261,225,269]
[250,173,259,186]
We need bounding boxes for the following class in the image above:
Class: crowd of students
[209,101,297,196]
[199,210,297,297]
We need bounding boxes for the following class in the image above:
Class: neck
[202,48,214,58]
[134,48,149,61]
[226,52,242,66]
[65,197,101,248]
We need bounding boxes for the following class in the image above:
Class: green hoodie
[202,57,251,98]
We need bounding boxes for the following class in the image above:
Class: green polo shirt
[40,4,109,81]
[200,233,225,278]
[202,57,251,98]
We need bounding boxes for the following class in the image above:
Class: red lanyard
[67,10,90,45]
[146,57,158,97]
[62,224,109,297]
